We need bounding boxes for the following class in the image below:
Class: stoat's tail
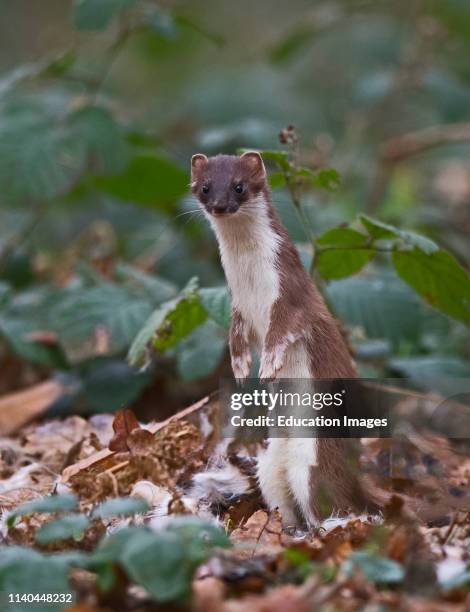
[188,455,256,510]
[312,439,385,519]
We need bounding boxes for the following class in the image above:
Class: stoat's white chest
[222,242,279,345]
[211,207,280,346]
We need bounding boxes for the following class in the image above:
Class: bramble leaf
[360,215,439,254]
[316,227,374,279]
[199,286,231,328]
[128,278,207,367]
[94,154,188,211]
[35,514,90,544]
[7,494,78,528]
[392,248,470,322]
[92,497,150,519]
[342,551,405,584]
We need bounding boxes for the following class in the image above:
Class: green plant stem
[282,168,316,247]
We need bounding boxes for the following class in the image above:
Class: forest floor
[0,393,469,611]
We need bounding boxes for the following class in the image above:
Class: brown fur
[263,187,381,518]
[193,153,382,521]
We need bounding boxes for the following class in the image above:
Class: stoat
[191,151,380,528]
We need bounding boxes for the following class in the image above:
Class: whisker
[179,209,207,229]
[172,208,202,221]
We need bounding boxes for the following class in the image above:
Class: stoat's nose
[212,203,228,215]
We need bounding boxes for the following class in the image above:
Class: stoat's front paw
[259,348,284,382]
[231,351,252,384]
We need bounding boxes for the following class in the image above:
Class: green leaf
[91,526,149,565]
[0,99,128,204]
[269,26,316,64]
[175,320,227,381]
[238,148,291,171]
[47,283,154,359]
[311,168,341,192]
[121,530,191,601]
[128,278,207,367]
[326,273,431,348]
[269,171,287,189]
[360,215,439,254]
[115,264,178,303]
[78,359,152,413]
[0,101,76,202]
[121,519,230,602]
[94,154,189,210]
[294,167,341,192]
[388,356,470,396]
[316,227,368,248]
[40,50,77,78]
[68,105,129,174]
[342,551,405,584]
[73,0,135,31]
[0,316,68,369]
[91,520,229,603]
[0,548,73,612]
[316,249,374,279]
[7,494,78,528]
[92,497,150,519]
[199,286,231,328]
[359,215,397,240]
[259,149,291,170]
[167,517,231,562]
[174,16,225,47]
[316,228,374,280]
[0,287,69,368]
[35,514,90,544]
[392,248,470,322]
[95,562,118,593]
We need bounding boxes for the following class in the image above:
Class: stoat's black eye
[202,184,210,194]
[234,183,244,194]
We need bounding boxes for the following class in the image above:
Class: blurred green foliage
[0,0,470,415]
[1,509,230,610]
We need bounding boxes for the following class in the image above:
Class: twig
[251,509,272,557]
[443,512,457,545]
[89,24,132,103]
[367,122,470,212]
[381,122,470,163]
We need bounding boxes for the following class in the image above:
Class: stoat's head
[190,152,267,218]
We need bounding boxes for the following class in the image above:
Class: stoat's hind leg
[285,438,320,528]
[257,438,299,528]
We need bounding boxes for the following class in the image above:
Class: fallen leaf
[108,409,141,452]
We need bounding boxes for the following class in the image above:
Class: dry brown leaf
[0,380,64,436]
[223,584,311,612]
[60,395,211,484]
[230,510,283,555]
[108,409,141,452]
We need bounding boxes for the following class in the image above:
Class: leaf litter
[0,392,468,610]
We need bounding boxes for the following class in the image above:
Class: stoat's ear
[240,151,266,178]
[191,153,208,179]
